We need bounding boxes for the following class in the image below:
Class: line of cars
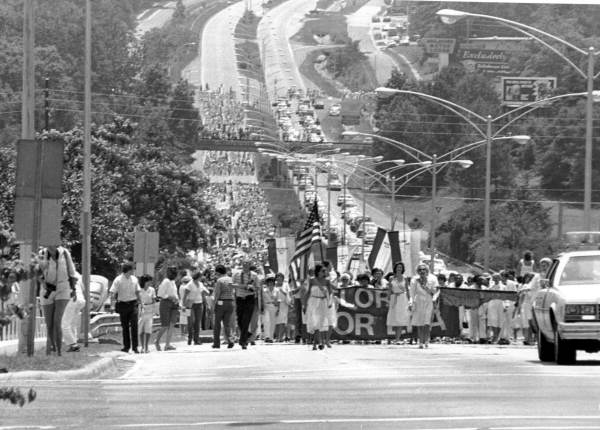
[371,13,417,48]
[273,88,325,143]
[336,193,377,246]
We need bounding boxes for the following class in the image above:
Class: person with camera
[110,262,142,353]
[39,245,78,356]
[231,260,259,349]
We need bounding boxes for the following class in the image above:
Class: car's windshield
[559,255,600,285]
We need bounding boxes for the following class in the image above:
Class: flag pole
[317,198,325,262]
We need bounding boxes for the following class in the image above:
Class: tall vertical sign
[134,231,159,276]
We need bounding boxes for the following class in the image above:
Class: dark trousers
[188,303,204,344]
[294,298,306,342]
[236,296,255,346]
[213,300,234,347]
[116,300,138,351]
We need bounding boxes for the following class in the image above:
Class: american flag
[289,200,322,282]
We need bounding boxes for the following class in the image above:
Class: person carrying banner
[409,263,439,349]
[386,262,411,344]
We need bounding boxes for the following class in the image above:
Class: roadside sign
[501,76,557,107]
[422,38,456,54]
[134,231,159,263]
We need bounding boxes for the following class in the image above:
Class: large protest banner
[331,286,518,340]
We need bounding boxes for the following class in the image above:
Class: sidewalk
[0,330,215,381]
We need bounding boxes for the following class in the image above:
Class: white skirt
[387,293,410,327]
[305,296,329,333]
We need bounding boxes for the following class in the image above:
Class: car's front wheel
[554,329,576,365]
[537,330,554,362]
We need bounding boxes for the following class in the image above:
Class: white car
[532,246,600,364]
[329,178,342,191]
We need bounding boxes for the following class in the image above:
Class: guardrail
[0,312,162,346]
[0,317,47,342]
[89,313,161,337]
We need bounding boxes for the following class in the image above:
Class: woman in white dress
[386,262,410,344]
[261,274,278,343]
[486,273,505,343]
[274,273,291,342]
[409,263,439,348]
[305,263,331,350]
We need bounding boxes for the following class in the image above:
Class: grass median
[0,340,119,373]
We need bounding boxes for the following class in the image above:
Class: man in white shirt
[110,262,141,353]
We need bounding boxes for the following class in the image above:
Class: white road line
[112,416,600,428]
[492,427,600,430]
[0,427,57,430]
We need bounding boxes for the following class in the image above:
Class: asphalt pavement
[3,340,600,429]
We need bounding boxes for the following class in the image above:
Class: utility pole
[19,0,37,356]
[43,77,49,131]
[430,154,437,273]
[342,174,347,246]
[81,0,92,347]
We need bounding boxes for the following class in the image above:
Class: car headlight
[581,304,596,315]
[565,304,597,318]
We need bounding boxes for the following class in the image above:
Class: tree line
[0,0,226,278]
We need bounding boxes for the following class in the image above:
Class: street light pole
[484,116,492,272]
[437,8,598,231]
[584,47,596,231]
[362,173,367,263]
[342,174,347,246]
[430,154,437,272]
[327,165,331,233]
[389,174,396,231]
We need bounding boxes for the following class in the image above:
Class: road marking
[491,427,600,430]
[112,416,600,428]
[0,427,57,430]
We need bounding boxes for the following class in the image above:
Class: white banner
[276,236,295,278]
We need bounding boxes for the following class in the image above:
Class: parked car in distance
[313,99,325,109]
[337,194,354,206]
[532,239,600,365]
[356,221,377,238]
[328,103,341,116]
[329,178,342,191]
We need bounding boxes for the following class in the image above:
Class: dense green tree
[438,188,557,269]
[169,79,200,148]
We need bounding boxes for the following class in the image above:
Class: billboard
[455,38,529,77]
[422,38,456,54]
[501,76,557,107]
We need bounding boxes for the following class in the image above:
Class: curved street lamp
[436,7,600,235]
[373,87,600,270]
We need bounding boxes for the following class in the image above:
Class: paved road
[3,343,600,429]
[346,0,397,86]
[259,0,317,100]
[135,0,207,37]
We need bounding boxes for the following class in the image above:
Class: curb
[0,353,121,381]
